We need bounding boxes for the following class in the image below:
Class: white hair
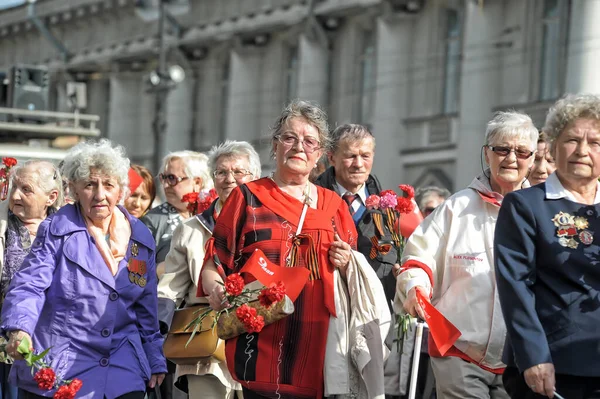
[208,140,262,179]
[11,160,64,211]
[161,150,213,190]
[544,93,600,141]
[485,111,539,149]
[61,139,130,198]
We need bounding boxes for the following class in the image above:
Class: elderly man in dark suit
[315,124,400,304]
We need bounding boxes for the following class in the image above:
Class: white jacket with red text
[394,173,521,370]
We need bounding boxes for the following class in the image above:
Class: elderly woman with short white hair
[141,151,212,275]
[497,94,600,399]
[0,160,63,399]
[396,111,538,399]
[158,140,261,399]
[1,139,166,399]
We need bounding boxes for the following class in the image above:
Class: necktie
[342,192,359,216]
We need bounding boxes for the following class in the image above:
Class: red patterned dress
[201,178,357,398]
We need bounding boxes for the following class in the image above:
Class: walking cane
[408,319,425,399]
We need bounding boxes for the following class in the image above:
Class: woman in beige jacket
[157,140,261,399]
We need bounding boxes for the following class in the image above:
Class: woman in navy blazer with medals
[495,94,600,399]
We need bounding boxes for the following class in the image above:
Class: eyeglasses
[275,133,321,154]
[487,145,534,160]
[159,173,189,186]
[213,169,252,180]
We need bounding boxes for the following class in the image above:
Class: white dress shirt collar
[545,172,600,204]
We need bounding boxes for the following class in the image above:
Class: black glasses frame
[487,145,534,160]
[159,173,189,186]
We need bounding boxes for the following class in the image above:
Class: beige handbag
[163,305,225,365]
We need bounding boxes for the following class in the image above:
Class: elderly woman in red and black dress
[200,100,357,398]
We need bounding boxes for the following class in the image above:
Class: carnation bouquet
[187,249,309,343]
[364,184,417,264]
[186,274,288,343]
[0,336,83,398]
[181,189,218,216]
[0,157,17,201]
[365,184,424,353]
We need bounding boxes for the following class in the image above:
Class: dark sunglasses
[487,145,534,160]
[159,173,189,186]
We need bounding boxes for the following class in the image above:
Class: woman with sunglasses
[157,140,261,399]
[141,151,212,277]
[496,94,600,399]
[395,111,538,399]
[141,151,212,399]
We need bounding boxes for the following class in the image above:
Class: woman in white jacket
[395,111,538,399]
[157,140,261,399]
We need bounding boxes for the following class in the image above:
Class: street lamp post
[152,0,169,174]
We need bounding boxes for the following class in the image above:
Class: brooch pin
[552,211,593,249]
[131,242,139,258]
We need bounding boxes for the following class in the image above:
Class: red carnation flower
[181,192,199,203]
[244,314,265,334]
[236,303,258,324]
[395,197,415,214]
[258,281,286,309]
[365,195,380,210]
[380,189,396,197]
[398,184,415,199]
[53,385,74,399]
[68,379,83,395]
[2,157,17,168]
[224,273,245,296]
[34,367,56,390]
[196,189,218,214]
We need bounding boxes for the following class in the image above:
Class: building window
[285,45,299,102]
[358,29,375,126]
[219,56,230,141]
[442,8,462,114]
[538,0,570,101]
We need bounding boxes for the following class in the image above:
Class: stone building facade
[0,0,595,191]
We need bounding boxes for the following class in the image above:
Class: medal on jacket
[131,243,139,257]
[127,243,147,287]
[552,211,593,248]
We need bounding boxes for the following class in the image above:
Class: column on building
[195,54,226,151]
[455,1,503,189]
[565,0,600,94]
[165,76,194,152]
[371,16,412,190]
[297,34,328,107]
[226,50,261,141]
[85,76,110,139]
[107,73,154,165]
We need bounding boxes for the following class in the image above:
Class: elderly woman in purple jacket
[1,139,167,399]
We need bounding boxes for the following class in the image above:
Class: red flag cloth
[416,288,461,356]
[128,168,144,194]
[396,198,423,238]
[239,249,310,302]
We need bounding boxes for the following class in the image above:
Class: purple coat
[0,204,167,398]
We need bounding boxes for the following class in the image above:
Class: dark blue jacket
[495,183,600,377]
